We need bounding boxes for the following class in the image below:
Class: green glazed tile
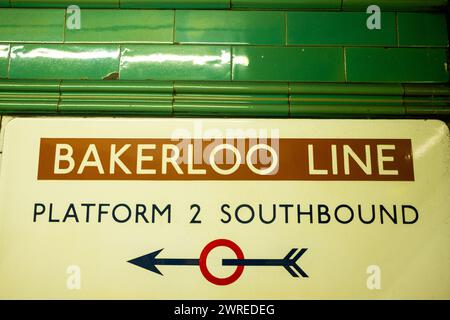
[342,0,447,10]
[0,45,9,78]
[0,9,64,42]
[120,45,231,81]
[176,10,285,45]
[288,12,397,46]
[65,10,174,43]
[398,13,448,47]
[232,0,340,9]
[59,100,172,115]
[174,102,288,117]
[232,46,344,82]
[345,48,448,83]
[9,44,120,80]
[121,0,229,8]
[11,0,119,8]
[175,81,288,94]
[290,83,404,95]
[0,1,9,7]
[60,80,173,93]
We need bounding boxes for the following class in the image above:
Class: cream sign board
[0,118,449,299]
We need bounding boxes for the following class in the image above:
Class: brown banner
[37,138,414,181]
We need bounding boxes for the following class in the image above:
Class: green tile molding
[1,80,447,118]
[341,0,448,11]
[232,46,345,82]
[0,9,65,43]
[1,0,447,9]
[120,45,231,81]
[174,81,289,117]
[10,0,119,8]
[398,13,448,47]
[121,0,230,8]
[65,10,174,43]
[232,0,341,9]
[287,12,397,46]
[175,11,285,45]
[345,48,449,83]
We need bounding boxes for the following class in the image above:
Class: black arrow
[223,248,308,278]
[128,249,199,275]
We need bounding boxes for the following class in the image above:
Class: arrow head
[283,248,308,278]
[128,249,164,276]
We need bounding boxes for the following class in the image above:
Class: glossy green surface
[345,48,449,83]
[59,99,172,115]
[398,13,448,47]
[232,0,340,9]
[0,0,9,7]
[11,0,119,8]
[290,83,404,95]
[342,0,447,10]
[65,10,174,43]
[0,9,64,42]
[175,81,288,94]
[287,12,397,46]
[9,44,120,80]
[232,47,345,82]
[121,0,229,8]
[176,10,285,45]
[0,45,9,79]
[120,45,231,81]
[61,80,173,93]
[174,101,289,117]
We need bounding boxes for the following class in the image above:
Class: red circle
[199,239,244,286]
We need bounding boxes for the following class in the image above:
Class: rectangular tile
[121,0,229,8]
[232,0,340,9]
[9,44,120,80]
[288,12,397,46]
[232,46,344,82]
[0,9,64,42]
[120,45,231,81]
[176,10,285,45]
[345,48,449,83]
[65,10,174,43]
[0,1,9,7]
[11,0,119,8]
[0,45,9,78]
[398,13,448,47]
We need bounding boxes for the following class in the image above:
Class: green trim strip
[4,0,448,10]
[0,80,448,118]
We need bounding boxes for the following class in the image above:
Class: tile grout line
[172,9,176,44]
[395,12,400,47]
[62,7,67,43]
[343,47,348,83]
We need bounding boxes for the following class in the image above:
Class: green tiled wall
[232,47,345,82]
[0,9,65,42]
[345,48,448,83]
[287,12,397,46]
[0,9,447,83]
[175,11,285,45]
[9,44,120,80]
[398,13,448,47]
[119,45,231,81]
[65,10,174,43]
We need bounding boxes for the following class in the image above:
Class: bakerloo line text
[33,203,419,225]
